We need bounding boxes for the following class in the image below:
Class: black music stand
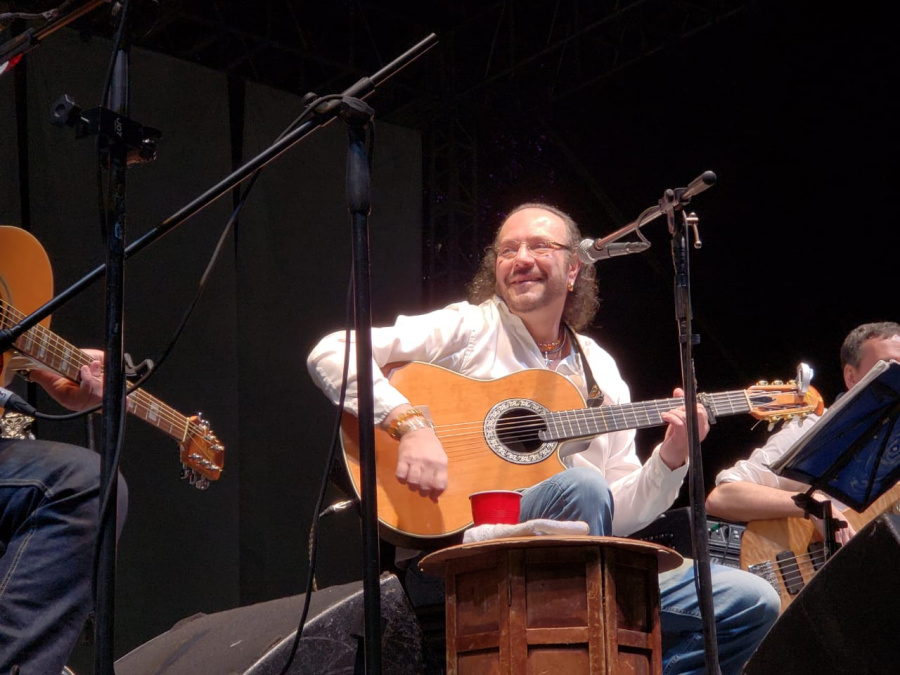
[770,359,900,514]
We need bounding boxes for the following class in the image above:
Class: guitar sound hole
[495,409,546,455]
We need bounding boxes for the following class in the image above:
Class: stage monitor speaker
[114,573,422,675]
[744,512,900,675]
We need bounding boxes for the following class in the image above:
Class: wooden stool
[419,535,681,675]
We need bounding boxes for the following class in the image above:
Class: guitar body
[341,362,580,547]
[341,362,823,547]
[0,226,53,386]
[741,481,900,612]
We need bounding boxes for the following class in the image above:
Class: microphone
[679,170,717,202]
[0,387,37,416]
[577,239,651,264]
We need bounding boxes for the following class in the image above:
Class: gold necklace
[538,330,567,363]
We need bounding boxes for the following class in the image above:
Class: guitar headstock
[745,363,825,425]
[179,414,225,489]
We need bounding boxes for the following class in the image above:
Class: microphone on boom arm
[577,239,651,264]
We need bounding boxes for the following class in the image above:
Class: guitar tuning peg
[767,422,776,432]
[773,379,784,386]
[179,466,205,487]
[195,413,210,431]
[757,380,769,386]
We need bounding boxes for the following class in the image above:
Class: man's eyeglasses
[494,240,572,260]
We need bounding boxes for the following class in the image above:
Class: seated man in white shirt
[308,202,780,675]
[706,321,900,545]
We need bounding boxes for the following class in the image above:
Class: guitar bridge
[747,560,783,596]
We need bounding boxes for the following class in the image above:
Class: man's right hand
[395,426,448,502]
[811,508,856,546]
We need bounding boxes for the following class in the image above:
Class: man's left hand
[28,348,104,412]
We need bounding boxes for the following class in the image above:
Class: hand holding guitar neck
[27,349,104,412]
[0,225,225,488]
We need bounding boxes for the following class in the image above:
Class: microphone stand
[659,173,721,675]
[0,0,108,74]
[340,97,382,673]
[96,6,135,672]
[0,34,439,356]
[576,170,720,670]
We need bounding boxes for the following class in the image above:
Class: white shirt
[307,296,688,536]
[714,412,855,513]
[714,415,821,492]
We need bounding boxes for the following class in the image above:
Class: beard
[498,274,568,315]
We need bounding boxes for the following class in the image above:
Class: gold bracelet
[396,415,431,439]
[387,408,429,440]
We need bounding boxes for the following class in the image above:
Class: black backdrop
[444,3,899,487]
[1,27,423,668]
[1,3,899,669]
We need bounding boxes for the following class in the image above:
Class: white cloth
[307,296,688,536]
[462,518,590,543]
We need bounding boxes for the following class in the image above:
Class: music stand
[770,359,900,513]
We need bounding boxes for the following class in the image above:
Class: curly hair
[839,321,900,368]
[466,202,600,331]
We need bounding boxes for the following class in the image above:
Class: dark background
[1,0,898,668]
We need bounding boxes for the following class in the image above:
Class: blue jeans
[0,439,128,675]
[520,467,780,675]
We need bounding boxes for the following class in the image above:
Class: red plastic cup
[469,490,522,526]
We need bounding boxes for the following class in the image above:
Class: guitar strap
[564,324,604,408]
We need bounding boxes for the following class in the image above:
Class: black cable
[278,275,355,675]
[719,524,733,566]
[277,115,378,674]
[277,112,378,673]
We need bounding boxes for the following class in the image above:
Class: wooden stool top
[419,534,683,576]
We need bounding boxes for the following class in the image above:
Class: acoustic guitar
[741,481,900,612]
[0,225,224,488]
[341,361,824,547]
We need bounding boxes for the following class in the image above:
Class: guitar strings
[1,300,206,441]
[429,389,795,462]
[425,397,706,460]
[760,548,829,580]
[403,391,761,462]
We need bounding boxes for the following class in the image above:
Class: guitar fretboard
[1,298,192,443]
[541,392,752,440]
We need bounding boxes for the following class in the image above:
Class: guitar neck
[2,300,191,444]
[542,390,751,439]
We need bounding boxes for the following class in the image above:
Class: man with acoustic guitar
[308,203,781,674]
[706,321,900,609]
[1,351,129,675]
